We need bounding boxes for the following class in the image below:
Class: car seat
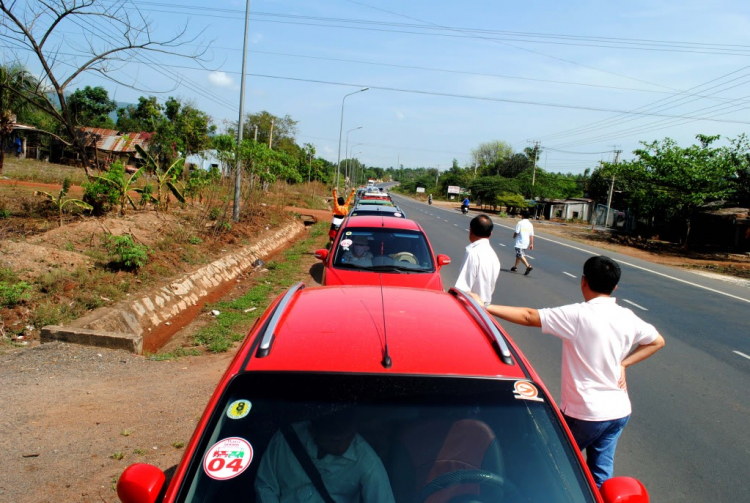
[388,419,505,503]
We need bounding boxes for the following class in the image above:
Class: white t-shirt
[454,238,501,305]
[538,297,660,421]
[514,219,534,249]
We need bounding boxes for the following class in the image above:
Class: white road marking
[465,229,470,232]
[498,243,506,247]
[526,255,535,260]
[562,272,576,278]
[734,350,750,360]
[493,222,750,305]
[623,299,648,311]
[454,224,458,227]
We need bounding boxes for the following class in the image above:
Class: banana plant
[35,178,93,226]
[135,144,186,211]
[91,163,147,215]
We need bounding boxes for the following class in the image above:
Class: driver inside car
[255,409,395,503]
[341,235,374,267]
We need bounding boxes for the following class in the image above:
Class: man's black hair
[520,210,530,219]
[337,196,345,206]
[583,256,621,294]
[470,214,493,238]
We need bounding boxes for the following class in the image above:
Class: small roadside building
[76,127,153,169]
[542,198,595,221]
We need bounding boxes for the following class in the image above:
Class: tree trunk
[0,138,5,174]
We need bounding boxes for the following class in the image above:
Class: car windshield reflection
[177,374,596,503]
[333,229,435,272]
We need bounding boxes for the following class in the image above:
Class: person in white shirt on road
[475,256,665,487]
[511,210,534,275]
[454,214,501,306]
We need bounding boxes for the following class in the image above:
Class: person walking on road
[455,214,501,307]
[476,256,665,487]
[511,210,534,275]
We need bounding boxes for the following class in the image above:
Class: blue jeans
[563,414,630,487]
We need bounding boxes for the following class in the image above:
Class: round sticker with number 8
[203,437,253,480]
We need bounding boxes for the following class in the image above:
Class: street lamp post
[344,127,362,188]
[336,87,369,190]
[347,141,364,187]
[351,151,362,186]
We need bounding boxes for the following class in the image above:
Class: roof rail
[449,288,515,366]
[256,282,306,358]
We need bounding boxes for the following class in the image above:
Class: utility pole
[604,149,621,228]
[531,140,540,186]
[268,119,274,149]
[253,125,258,142]
[232,0,251,223]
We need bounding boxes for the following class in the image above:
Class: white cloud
[251,33,263,44]
[396,111,405,120]
[208,71,235,88]
[322,145,334,154]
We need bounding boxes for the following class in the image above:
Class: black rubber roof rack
[255,282,306,358]
[449,287,515,366]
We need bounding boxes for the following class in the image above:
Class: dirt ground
[0,233,325,503]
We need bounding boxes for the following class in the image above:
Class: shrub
[82,165,122,214]
[106,234,149,269]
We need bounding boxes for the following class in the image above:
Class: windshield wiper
[336,262,372,270]
[369,265,422,273]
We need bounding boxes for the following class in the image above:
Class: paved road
[390,191,750,503]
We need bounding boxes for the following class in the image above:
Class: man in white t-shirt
[511,210,534,275]
[476,256,665,487]
[454,214,501,306]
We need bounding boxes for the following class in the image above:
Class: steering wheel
[417,470,505,503]
[390,252,418,264]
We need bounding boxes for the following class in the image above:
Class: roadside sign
[416,187,425,193]
[447,185,460,194]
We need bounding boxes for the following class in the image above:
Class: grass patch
[110,452,124,460]
[132,448,146,455]
[192,222,327,352]
[146,347,201,361]
[172,441,185,449]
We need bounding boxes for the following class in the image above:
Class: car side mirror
[436,254,451,268]
[314,249,329,261]
[599,476,649,503]
[117,463,166,503]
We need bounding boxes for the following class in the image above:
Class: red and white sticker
[513,381,544,402]
[203,437,254,480]
[340,239,353,249]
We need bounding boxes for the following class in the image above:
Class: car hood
[325,266,443,290]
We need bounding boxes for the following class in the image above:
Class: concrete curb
[41,219,307,353]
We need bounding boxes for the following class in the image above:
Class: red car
[314,216,450,290]
[118,285,649,503]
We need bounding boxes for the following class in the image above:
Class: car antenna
[379,275,392,369]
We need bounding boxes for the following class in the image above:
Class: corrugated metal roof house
[78,127,153,168]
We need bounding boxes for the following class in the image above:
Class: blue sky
[8,0,750,173]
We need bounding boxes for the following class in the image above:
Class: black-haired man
[475,256,665,487]
[455,214,501,306]
[511,210,534,275]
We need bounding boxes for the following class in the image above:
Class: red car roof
[245,286,528,379]
[340,216,422,231]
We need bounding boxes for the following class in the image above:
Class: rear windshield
[332,228,435,272]
[175,373,595,503]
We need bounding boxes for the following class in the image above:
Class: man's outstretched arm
[469,293,541,327]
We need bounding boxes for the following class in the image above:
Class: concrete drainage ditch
[40,219,308,354]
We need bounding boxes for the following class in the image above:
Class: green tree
[241,111,298,150]
[67,86,116,128]
[116,96,163,133]
[85,162,146,215]
[0,64,44,173]
[471,140,513,175]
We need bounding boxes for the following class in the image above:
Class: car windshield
[175,373,596,503]
[333,228,435,272]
